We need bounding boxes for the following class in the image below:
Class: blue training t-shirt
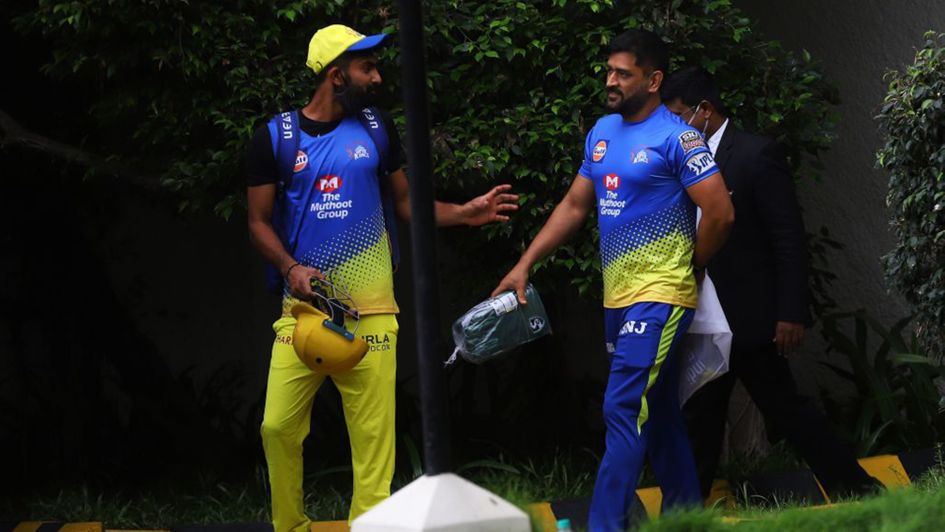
[268,115,398,315]
[577,105,720,310]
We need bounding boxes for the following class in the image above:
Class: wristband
[285,262,302,278]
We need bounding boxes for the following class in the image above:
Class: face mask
[686,102,710,137]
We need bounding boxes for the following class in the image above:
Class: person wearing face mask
[245,25,519,532]
[493,30,734,531]
[662,66,880,501]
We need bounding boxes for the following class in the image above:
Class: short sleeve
[245,123,277,187]
[668,128,719,188]
[577,126,597,179]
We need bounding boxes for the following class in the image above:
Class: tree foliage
[877,31,945,360]
[13,0,838,297]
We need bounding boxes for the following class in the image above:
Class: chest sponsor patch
[592,140,608,162]
[316,175,343,193]
[311,175,351,220]
[678,130,706,153]
[294,150,309,173]
[599,173,625,217]
[604,173,620,190]
[685,152,716,176]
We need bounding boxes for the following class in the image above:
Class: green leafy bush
[819,310,944,456]
[877,31,945,360]
[13,0,838,296]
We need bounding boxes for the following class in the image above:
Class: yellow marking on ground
[814,476,831,503]
[526,502,558,532]
[805,503,843,510]
[636,486,663,518]
[858,454,911,490]
[60,525,103,532]
[705,479,735,509]
[106,530,169,532]
[13,525,103,532]
[310,521,349,532]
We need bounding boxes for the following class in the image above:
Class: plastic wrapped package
[446,284,552,365]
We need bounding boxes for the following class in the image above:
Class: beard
[604,87,648,116]
[335,81,378,115]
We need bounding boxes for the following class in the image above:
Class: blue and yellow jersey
[577,105,720,309]
[267,116,398,315]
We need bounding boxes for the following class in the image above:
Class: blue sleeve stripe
[682,169,720,189]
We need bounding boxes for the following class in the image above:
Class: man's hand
[285,264,325,301]
[491,263,530,305]
[774,321,805,357]
[461,184,519,226]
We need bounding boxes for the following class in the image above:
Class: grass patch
[0,449,598,529]
[0,466,343,528]
[5,448,943,531]
[641,464,945,532]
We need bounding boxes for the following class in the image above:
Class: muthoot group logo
[604,173,621,190]
[317,175,343,193]
[312,175,351,219]
[600,173,625,217]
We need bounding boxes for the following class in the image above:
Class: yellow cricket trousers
[261,311,398,532]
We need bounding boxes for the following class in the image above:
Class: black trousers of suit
[683,342,875,499]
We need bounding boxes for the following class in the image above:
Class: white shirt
[707,118,729,156]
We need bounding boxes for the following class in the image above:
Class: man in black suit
[661,66,877,499]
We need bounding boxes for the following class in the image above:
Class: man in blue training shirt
[246,25,518,532]
[493,29,734,531]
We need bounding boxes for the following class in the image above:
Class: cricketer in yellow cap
[245,24,521,532]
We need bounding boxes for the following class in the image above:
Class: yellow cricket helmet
[291,302,368,374]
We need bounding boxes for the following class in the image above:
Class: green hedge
[15,0,838,296]
[877,31,945,360]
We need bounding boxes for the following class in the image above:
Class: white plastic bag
[677,273,732,404]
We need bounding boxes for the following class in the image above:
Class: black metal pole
[397,0,451,476]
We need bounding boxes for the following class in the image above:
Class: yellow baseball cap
[306,24,389,74]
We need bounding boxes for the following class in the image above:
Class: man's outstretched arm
[388,168,520,226]
[491,176,597,304]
